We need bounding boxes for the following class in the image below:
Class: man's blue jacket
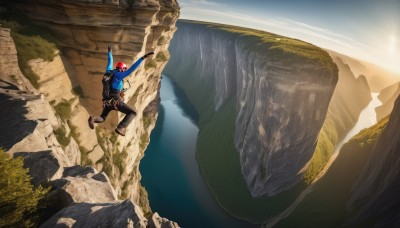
[106,51,143,91]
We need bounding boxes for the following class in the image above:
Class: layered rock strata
[13,0,179,207]
[0,26,178,228]
[165,20,338,196]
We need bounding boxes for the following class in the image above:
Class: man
[88,45,154,136]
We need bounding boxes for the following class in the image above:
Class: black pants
[94,92,136,129]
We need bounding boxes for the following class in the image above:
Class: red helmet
[115,62,127,69]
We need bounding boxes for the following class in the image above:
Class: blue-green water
[140,75,254,228]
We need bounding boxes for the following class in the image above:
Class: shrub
[72,86,84,98]
[144,60,157,70]
[0,19,57,88]
[155,52,168,62]
[53,100,72,120]
[53,127,70,148]
[0,149,49,227]
[157,36,166,45]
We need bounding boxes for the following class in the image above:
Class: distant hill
[376,82,400,120]
[326,50,400,92]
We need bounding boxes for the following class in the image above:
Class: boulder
[40,200,147,228]
[149,212,180,228]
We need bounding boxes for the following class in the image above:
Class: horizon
[179,0,400,75]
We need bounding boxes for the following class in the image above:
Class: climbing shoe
[115,127,126,136]
[88,116,94,129]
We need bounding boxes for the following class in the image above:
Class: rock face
[165,20,338,196]
[375,82,400,120]
[0,27,81,182]
[347,94,400,226]
[13,0,179,206]
[1,23,179,227]
[326,53,371,138]
[41,200,147,228]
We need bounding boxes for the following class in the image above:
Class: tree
[0,149,49,227]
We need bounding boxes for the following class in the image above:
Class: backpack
[102,70,114,100]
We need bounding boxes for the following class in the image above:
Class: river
[139,75,254,228]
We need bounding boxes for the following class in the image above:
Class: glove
[142,52,154,59]
[108,45,111,53]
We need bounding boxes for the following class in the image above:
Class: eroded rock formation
[0,26,179,227]
[12,0,179,208]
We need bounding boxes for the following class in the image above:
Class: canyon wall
[376,82,400,120]
[165,20,338,197]
[12,0,179,208]
[347,94,400,226]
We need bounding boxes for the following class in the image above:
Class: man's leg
[88,105,113,129]
[115,102,136,136]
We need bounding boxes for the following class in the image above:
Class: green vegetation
[163,20,341,222]
[0,7,57,88]
[142,114,152,130]
[303,113,338,183]
[53,127,70,148]
[144,60,157,70]
[53,99,72,120]
[139,133,149,151]
[72,86,85,98]
[113,149,128,175]
[185,20,337,74]
[195,98,304,222]
[0,149,49,227]
[155,52,168,62]
[157,36,166,45]
[138,184,152,219]
[277,116,389,227]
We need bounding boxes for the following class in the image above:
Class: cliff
[0,23,178,227]
[347,94,400,226]
[303,53,372,182]
[274,115,389,227]
[275,95,400,227]
[9,0,179,211]
[164,19,338,221]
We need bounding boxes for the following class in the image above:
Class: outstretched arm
[119,58,143,79]
[106,45,113,72]
[119,52,154,79]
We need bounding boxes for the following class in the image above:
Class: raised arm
[106,45,113,72]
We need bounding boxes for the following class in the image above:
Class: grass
[303,113,338,183]
[163,20,340,222]
[157,36,166,45]
[142,114,152,130]
[72,86,84,98]
[181,20,337,74]
[53,127,70,148]
[144,60,157,70]
[0,8,57,88]
[195,98,305,222]
[139,133,149,151]
[155,51,168,62]
[113,149,128,175]
[53,100,72,120]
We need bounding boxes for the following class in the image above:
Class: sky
[178,0,400,74]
